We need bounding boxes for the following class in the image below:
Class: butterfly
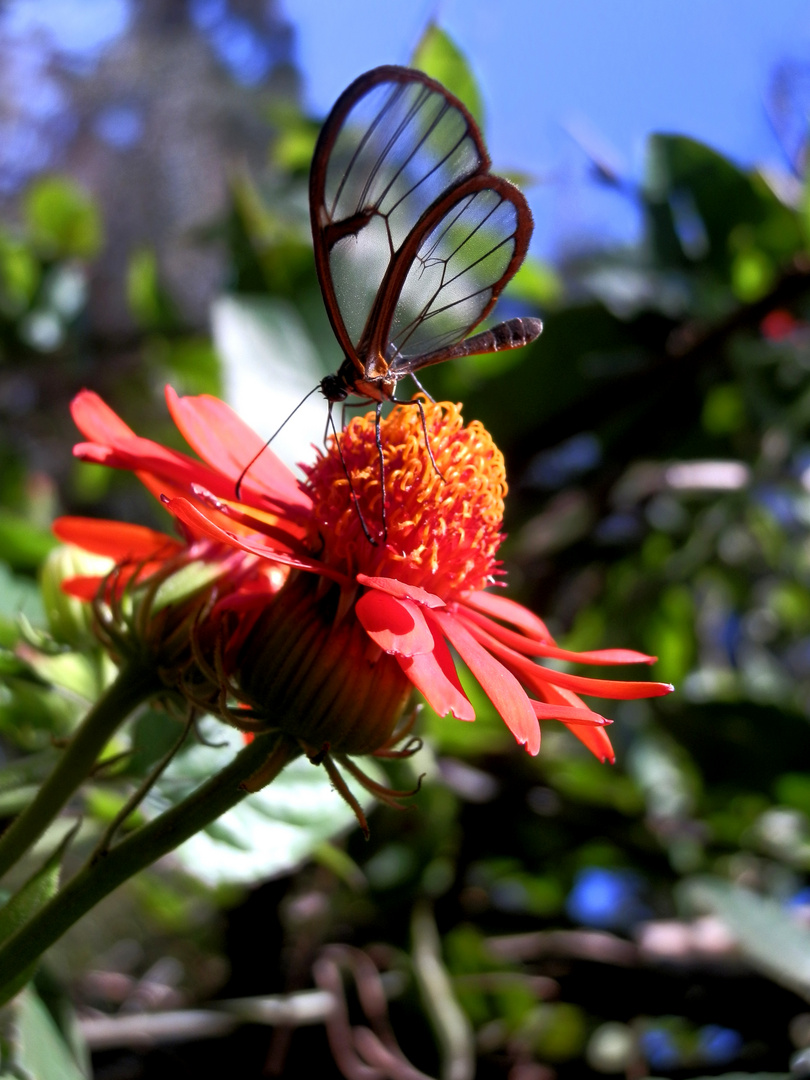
[312,64,542,410]
[238,66,542,533]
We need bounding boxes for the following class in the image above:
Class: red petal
[188,484,307,549]
[355,573,445,608]
[530,701,610,726]
[429,608,541,755]
[466,618,673,700]
[458,608,656,665]
[165,387,309,510]
[70,390,136,442]
[61,575,104,600]
[53,517,182,561]
[465,590,553,641]
[397,624,474,721]
[164,496,349,585]
[72,435,237,500]
[522,662,673,699]
[355,591,434,657]
[540,684,616,763]
[69,389,302,517]
[576,723,615,762]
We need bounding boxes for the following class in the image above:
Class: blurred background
[3,1,810,1077]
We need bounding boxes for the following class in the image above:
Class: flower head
[56,387,672,785]
[302,401,505,596]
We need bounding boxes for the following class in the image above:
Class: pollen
[302,400,507,598]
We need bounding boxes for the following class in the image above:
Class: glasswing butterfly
[238,65,542,536]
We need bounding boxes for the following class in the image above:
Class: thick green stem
[0,734,298,992]
[0,660,161,882]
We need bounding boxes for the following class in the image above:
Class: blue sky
[284,0,810,254]
[5,0,810,256]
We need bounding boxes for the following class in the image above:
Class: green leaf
[227,171,314,297]
[126,706,190,778]
[730,243,775,301]
[126,247,179,330]
[777,773,810,816]
[0,562,45,647]
[0,232,39,314]
[702,383,746,435]
[265,99,319,173]
[22,650,108,705]
[801,167,810,253]
[148,720,378,887]
[0,510,57,571]
[545,758,644,814]
[40,546,110,650]
[274,125,319,172]
[681,876,810,1002]
[0,649,33,679]
[23,177,102,259]
[151,558,224,612]
[411,24,484,130]
[508,258,563,307]
[149,335,222,397]
[644,135,803,287]
[0,825,76,1006]
[310,841,367,891]
[527,1001,587,1062]
[0,749,60,795]
[0,987,88,1080]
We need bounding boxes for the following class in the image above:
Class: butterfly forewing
[312,68,491,362]
[324,80,482,244]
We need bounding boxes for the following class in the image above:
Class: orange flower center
[302,400,507,599]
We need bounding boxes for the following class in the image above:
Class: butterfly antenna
[374,401,388,544]
[235,385,321,500]
[327,405,379,547]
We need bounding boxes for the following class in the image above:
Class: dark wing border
[361,172,534,364]
[309,65,492,374]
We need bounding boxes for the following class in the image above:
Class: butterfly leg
[375,400,388,543]
[327,405,379,546]
[391,394,447,484]
[414,396,446,483]
[409,373,435,402]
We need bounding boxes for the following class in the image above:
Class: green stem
[0,660,161,883]
[0,734,299,993]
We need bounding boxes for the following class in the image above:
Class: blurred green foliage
[1,25,810,1080]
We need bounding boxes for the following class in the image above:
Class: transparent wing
[310,66,533,373]
[310,67,488,362]
[386,178,528,364]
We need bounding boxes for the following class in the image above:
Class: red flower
[55,387,672,768]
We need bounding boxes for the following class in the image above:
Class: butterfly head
[319,371,350,404]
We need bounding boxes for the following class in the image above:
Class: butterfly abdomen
[457,317,544,356]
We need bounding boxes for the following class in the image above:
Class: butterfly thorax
[320,356,396,405]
